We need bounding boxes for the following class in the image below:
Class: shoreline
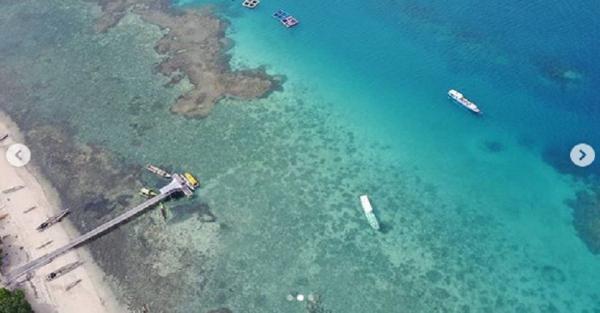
[0,111,128,313]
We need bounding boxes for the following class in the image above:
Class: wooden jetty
[3,173,198,286]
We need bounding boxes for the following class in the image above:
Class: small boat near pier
[146,164,172,179]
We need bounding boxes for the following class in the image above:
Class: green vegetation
[0,288,33,313]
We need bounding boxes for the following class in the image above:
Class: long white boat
[359,195,380,231]
[448,89,481,114]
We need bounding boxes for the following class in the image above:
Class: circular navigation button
[570,143,595,167]
[6,143,31,167]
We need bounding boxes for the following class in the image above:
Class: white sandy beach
[0,112,128,313]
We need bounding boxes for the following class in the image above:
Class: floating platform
[273,9,299,28]
[242,0,260,8]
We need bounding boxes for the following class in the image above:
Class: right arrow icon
[571,143,595,167]
[579,149,587,161]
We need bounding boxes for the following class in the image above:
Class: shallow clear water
[1,0,599,312]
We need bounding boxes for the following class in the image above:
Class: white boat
[359,195,380,231]
[448,89,481,114]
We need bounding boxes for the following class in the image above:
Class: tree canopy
[0,288,33,313]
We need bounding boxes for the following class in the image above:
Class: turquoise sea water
[180,0,599,311]
[174,1,600,311]
[1,0,600,312]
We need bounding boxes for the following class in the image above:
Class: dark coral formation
[483,140,504,153]
[25,125,141,227]
[92,0,283,117]
[532,56,583,88]
[568,188,600,254]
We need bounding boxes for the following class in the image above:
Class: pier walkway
[3,173,195,286]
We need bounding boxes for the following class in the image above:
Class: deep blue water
[178,0,600,163]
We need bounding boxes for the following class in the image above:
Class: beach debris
[242,0,260,8]
[23,206,37,214]
[0,133,8,142]
[142,304,150,313]
[36,209,70,232]
[273,9,299,28]
[65,279,82,291]
[146,164,172,179]
[2,185,24,194]
[0,213,8,221]
[26,279,39,298]
[36,240,53,250]
[359,195,380,231]
[46,260,83,281]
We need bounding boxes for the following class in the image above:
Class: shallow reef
[92,0,284,117]
[568,188,600,254]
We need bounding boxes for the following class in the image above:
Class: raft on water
[242,0,260,8]
[272,9,299,28]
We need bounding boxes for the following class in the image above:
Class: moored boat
[146,164,172,179]
[448,89,481,114]
[37,209,70,232]
[359,195,380,231]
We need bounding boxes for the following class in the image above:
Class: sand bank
[0,112,128,313]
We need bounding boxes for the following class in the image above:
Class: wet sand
[0,112,128,313]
